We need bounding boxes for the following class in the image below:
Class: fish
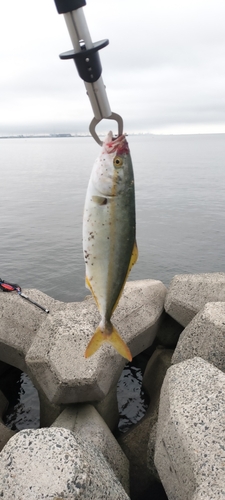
[82,131,138,361]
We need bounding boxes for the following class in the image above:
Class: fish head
[91,131,133,197]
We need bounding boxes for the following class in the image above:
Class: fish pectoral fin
[91,195,108,205]
[85,324,132,362]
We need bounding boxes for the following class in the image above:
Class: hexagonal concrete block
[92,382,119,431]
[118,348,173,498]
[26,298,124,404]
[51,404,130,495]
[172,302,225,372]
[0,289,66,371]
[165,272,225,327]
[154,357,225,500]
[114,279,167,355]
[26,280,166,404]
[155,312,184,348]
[144,348,174,481]
[0,428,130,499]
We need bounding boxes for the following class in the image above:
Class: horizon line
[0,131,225,139]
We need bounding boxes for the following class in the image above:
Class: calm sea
[1,134,224,302]
[2,134,223,498]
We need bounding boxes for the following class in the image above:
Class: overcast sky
[0,0,225,135]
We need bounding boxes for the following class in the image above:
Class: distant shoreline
[0,132,224,139]
[0,133,153,139]
[0,133,90,139]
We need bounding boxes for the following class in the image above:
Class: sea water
[1,133,225,433]
[1,134,225,301]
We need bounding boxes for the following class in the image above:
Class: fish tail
[85,323,132,361]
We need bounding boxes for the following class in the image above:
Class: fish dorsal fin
[112,240,138,314]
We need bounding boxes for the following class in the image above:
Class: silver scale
[54,0,123,145]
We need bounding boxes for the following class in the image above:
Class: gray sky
[0,0,225,135]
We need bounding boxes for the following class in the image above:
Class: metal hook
[89,113,124,146]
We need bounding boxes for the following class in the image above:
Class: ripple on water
[2,357,149,433]
[1,368,40,431]
[117,358,149,434]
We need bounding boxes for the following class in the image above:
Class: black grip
[60,39,109,83]
[54,0,86,14]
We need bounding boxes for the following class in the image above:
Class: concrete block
[0,390,15,451]
[0,289,65,371]
[38,381,119,430]
[26,280,166,405]
[114,279,167,355]
[144,348,173,481]
[192,483,225,499]
[172,302,225,372]
[143,347,173,401]
[154,357,225,500]
[92,382,119,431]
[118,348,173,499]
[26,297,125,404]
[0,427,130,499]
[155,312,184,348]
[119,415,154,500]
[192,483,225,500]
[165,272,225,327]
[52,404,130,495]
[38,387,65,427]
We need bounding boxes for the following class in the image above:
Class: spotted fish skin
[83,131,137,360]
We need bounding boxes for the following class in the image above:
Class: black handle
[60,39,109,83]
[54,0,86,14]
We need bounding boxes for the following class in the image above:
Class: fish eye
[113,156,123,168]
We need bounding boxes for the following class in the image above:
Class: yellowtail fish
[83,131,138,361]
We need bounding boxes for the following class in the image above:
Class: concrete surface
[92,382,119,431]
[172,302,225,372]
[118,348,173,499]
[26,280,166,404]
[155,312,184,348]
[0,427,130,499]
[52,404,130,494]
[0,289,65,371]
[154,357,225,500]
[165,272,225,327]
[143,347,173,479]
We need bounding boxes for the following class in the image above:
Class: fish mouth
[104,131,130,155]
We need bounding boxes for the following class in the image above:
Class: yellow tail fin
[85,324,132,361]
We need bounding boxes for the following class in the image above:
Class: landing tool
[54,0,123,145]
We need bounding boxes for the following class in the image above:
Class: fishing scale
[1,2,120,316]
[53,0,123,145]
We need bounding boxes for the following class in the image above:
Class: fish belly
[83,182,135,320]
